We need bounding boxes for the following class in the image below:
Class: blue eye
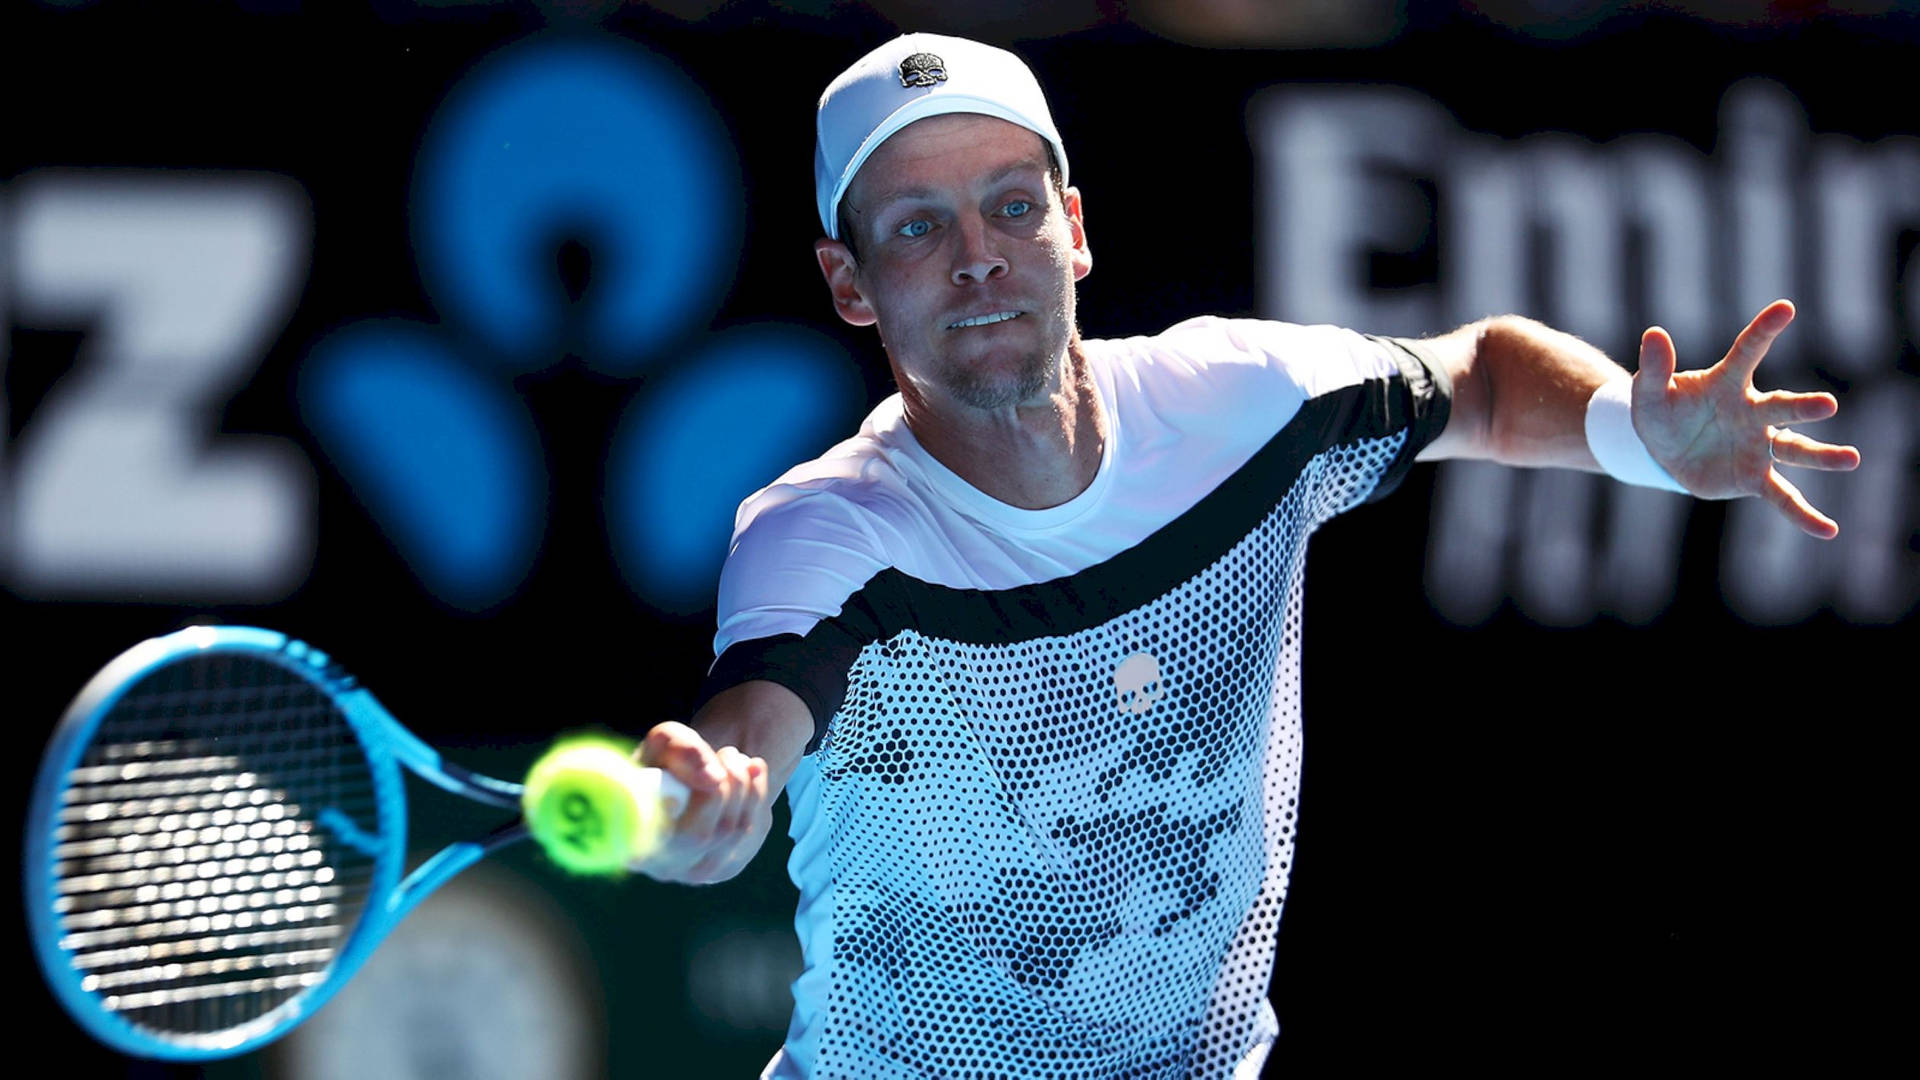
[897,219,931,238]
[1003,200,1033,218]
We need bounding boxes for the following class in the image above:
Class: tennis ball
[523,737,662,877]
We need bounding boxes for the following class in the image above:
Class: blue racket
[24,625,687,1061]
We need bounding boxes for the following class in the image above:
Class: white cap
[814,33,1070,240]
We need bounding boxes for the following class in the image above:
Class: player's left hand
[1631,299,1861,538]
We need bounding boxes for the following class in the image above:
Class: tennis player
[630,33,1858,1079]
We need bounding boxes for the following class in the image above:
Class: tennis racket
[24,625,688,1061]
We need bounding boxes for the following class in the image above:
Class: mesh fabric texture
[708,321,1451,1078]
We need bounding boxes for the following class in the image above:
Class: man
[628,33,1858,1079]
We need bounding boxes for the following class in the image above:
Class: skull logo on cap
[898,52,948,88]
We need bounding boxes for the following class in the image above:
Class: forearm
[1419,314,1619,469]
[689,679,813,798]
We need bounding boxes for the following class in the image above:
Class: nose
[950,215,1008,286]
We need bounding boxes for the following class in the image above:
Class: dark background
[5,1,1912,1076]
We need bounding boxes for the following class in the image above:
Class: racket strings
[49,653,381,1038]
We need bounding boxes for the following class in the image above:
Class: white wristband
[1584,376,1689,493]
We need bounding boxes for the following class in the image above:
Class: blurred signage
[2,171,314,601]
[298,33,861,615]
[1252,80,1918,626]
[2,32,861,614]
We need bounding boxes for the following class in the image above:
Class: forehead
[846,113,1050,208]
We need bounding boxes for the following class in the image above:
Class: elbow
[1426,313,1548,464]
[1468,314,1559,463]
[1464,317,1506,459]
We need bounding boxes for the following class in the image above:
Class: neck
[901,342,1106,511]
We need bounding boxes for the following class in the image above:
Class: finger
[1767,427,1862,471]
[748,757,769,816]
[1762,469,1839,539]
[714,746,754,837]
[664,773,730,850]
[675,760,772,884]
[1633,326,1677,412]
[638,721,727,793]
[737,755,769,832]
[687,757,758,881]
[635,723,734,860]
[1754,389,1839,425]
[1722,299,1795,379]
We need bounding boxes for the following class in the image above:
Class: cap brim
[826,95,1070,241]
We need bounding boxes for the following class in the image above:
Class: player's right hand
[629,720,772,885]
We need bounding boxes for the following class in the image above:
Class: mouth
[946,311,1023,330]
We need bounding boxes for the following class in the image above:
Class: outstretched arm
[1416,300,1861,537]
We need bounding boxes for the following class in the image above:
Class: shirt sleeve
[698,487,891,752]
[1141,316,1452,507]
[1348,331,1453,502]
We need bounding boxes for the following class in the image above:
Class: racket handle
[522,738,688,876]
[652,768,690,816]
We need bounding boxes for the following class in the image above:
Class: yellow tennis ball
[523,737,662,877]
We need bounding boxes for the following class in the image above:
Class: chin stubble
[943,349,1053,410]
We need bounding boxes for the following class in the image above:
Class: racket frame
[25,625,530,1061]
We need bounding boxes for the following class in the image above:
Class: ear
[814,237,877,327]
[1062,186,1092,282]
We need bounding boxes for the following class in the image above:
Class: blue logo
[301,33,858,613]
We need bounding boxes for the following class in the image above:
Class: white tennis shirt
[702,317,1451,1079]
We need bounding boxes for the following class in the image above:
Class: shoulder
[1094,316,1416,388]
[1084,316,1429,435]
[727,399,921,556]
[714,402,926,651]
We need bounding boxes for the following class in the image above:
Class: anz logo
[301,34,859,613]
[0,171,315,601]
[3,32,859,614]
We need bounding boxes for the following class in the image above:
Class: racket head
[24,626,410,1060]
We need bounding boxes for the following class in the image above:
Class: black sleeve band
[696,628,865,755]
[1359,333,1453,503]
[696,332,1454,753]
